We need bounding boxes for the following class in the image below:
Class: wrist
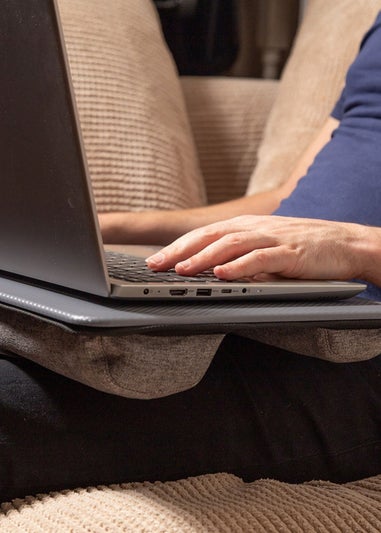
[98,212,126,244]
[358,225,381,287]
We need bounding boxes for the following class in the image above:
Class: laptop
[0,0,366,301]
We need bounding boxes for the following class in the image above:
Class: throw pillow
[58,0,206,212]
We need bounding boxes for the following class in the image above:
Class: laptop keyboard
[105,250,225,283]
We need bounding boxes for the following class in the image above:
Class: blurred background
[153,0,307,79]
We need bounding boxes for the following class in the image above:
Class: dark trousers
[1,334,381,502]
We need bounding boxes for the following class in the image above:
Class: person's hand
[146,215,378,283]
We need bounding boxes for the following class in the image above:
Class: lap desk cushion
[0,272,380,399]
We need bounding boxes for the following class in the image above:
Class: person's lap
[1,335,381,502]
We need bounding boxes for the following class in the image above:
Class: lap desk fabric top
[0,246,380,400]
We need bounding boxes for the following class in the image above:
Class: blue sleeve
[273,12,381,300]
[330,88,345,121]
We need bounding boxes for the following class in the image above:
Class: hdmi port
[196,288,212,296]
[170,289,188,296]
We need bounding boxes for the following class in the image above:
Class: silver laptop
[0,0,366,301]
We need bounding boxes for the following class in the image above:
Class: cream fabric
[247,0,381,194]
[58,0,206,212]
[2,473,381,532]
[182,77,278,204]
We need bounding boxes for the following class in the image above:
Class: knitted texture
[57,0,206,212]
[182,77,278,205]
[247,0,381,195]
[2,473,381,532]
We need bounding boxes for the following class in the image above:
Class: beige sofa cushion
[58,0,206,212]
[247,0,381,195]
[182,77,278,204]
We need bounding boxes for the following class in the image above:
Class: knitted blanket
[2,473,381,532]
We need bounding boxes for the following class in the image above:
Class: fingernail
[177,259,191,269]
[214,265,227,278]
[146,252,165,266]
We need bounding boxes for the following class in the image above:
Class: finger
[174,231,276,276]
[213,246,300,280]
[146,218,253,271]
[145,225,223,271]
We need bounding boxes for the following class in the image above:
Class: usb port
[169,289,188,296]
[221,289,232,294]
[196,288,212,296]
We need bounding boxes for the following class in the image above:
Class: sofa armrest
[181,76,278,205]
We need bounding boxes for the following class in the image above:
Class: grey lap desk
[0,245,379,335]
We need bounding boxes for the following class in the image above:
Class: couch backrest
[59,0,207,213]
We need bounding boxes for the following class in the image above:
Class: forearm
[100,117,337,245]
[181,189,284,230]
[99,188,283,245]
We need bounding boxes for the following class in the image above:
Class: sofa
[2,0,381,530]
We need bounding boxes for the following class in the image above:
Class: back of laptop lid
[0,0,110,297]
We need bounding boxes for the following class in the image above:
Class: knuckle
[171,241,187,257]
[200,226,220,241]
[253,249,269,267]
[222,233,243,248]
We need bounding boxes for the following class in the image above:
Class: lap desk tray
[0,273,380,399]
[0,274,380,332]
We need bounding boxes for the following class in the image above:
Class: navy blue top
[273,12,381,300]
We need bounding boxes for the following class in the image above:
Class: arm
[147,18,381,283]
[146,215,381,287]
[99,117,339,245]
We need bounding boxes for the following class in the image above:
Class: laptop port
[169,289,188,296]
[221,289,232,294]
[196,288,212,296]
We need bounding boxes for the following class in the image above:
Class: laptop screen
[0,0,109,296]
